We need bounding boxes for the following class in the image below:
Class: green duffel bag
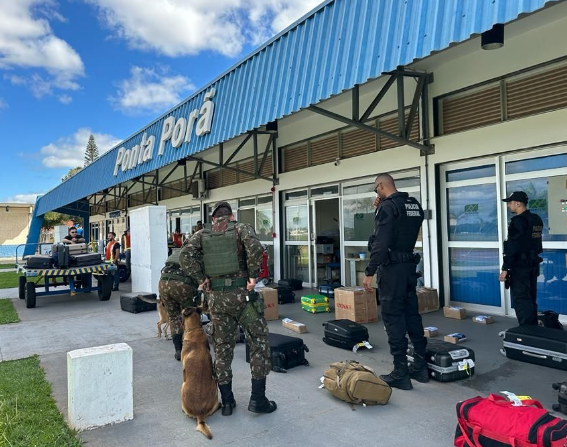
[322,360,391,406]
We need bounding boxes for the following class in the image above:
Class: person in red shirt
[172,228,183,248]
[105,232,121,291]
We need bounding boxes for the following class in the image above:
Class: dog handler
[180,201,276,416]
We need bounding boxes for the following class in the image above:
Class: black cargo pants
[510,266,539,326]
[378,262,427,367]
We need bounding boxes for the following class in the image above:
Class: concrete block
[67,343,133,431]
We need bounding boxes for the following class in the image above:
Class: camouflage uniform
[180,216,270,385]
[159,261,198,336]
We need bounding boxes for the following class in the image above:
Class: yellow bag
[322,361,392,405]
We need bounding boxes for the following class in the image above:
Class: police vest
[201,222,243,278]
[387,193,424,252]
[514,211,544,256]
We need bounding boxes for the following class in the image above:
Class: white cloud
[58,94,72,104]
[110,66,195,114]
[40,128,121,168]
[3,193,42,204]
[84,0,322,58]
[0,98,7,110]
[0,0,84,97]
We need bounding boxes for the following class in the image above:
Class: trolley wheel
[98,275,113,301]
[18,276,26,299]
[118,265,130,283]
[25,281,36,308]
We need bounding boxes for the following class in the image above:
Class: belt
[161,273,194,285]
[210,277,247,291]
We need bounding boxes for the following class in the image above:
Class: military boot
[409,354,430,383]
[380,363,413,390]
[172,334,183,361]
[248,378,277,414]
[218,382,236,416]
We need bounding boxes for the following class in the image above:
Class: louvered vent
[507,64,567,120]
[284,144,308,172]
[161,179,185,200]
[261,153,273,178]
[222,168,237,187]
[310,135,338,166]
[207,170,222,189]
[341,124,376,159]
[238,159,255,183]
[378,111,420,150]
[441,86,501,135]
[130,190,156,206]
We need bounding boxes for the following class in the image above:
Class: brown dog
[180,307,220,439]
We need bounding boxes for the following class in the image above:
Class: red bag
[455,394,567,447]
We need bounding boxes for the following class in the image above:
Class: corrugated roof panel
[36,0,560,215]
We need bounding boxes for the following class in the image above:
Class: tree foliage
[84,134,99,166]
[62,166,82,182]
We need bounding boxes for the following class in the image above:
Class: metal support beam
[271,134,278,183]
[185,155,274,182]
[258,134,273,177]
[352,85,359,122]
[396,70,405,137]
[406,74,425,139]
[360,74,396,122]
[224,133,252,166]
[421,74,434,155]
[187,162,200,191]
[253,133,258,177]
[219,142,223,166]
[158,163,180,187]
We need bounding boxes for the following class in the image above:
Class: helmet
[211,201,232,218]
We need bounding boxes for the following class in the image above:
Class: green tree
[42,211,72,228]
[84,134,99,166]
[62,166,82,182]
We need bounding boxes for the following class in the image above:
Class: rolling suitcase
[278,278,303,291]
[276,285,295,304]
[72,253,102,266]
[120,292,157,313]
[538,310,563,330]
[407,339,475,382]
[69,243,88,256]
[56,244,70,268]
[318,282,342,299]
[322,319,369,349]
[246,332,309,373]
[301,294,330,313]
[502,325,567,371]
[26,255,52,269]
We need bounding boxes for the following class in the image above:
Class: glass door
[310,197,340,288]
[284,200,311,286]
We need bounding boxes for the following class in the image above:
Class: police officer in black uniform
[363,173,428,390]
[499,191,543,326]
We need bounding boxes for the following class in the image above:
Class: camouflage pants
[158,279,196,336]
[208,289,271,385]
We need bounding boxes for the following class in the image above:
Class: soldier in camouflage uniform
[160,248,199,361]
[180,201,276,416]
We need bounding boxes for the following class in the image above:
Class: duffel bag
[322,360,391,406]
[455,394,567,447]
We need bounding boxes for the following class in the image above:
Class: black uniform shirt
[502,210,543,271]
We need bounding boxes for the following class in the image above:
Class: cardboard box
[444,333,467,344]
[335,287,378,323]
[424,326,439,338]
[472,315,494,325]
[259,287,278,321]
[443,306,467,320]
[356,271,377,288]
[282,318,307,334]
[417,287,439,314]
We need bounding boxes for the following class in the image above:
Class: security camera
[334,158,340,167]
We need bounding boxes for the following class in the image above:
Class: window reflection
[447,184,498,241]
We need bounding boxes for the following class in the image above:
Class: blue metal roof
[36,0,559,216]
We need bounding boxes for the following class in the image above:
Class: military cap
[212,201,233,217]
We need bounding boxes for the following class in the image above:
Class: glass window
[285,190,307,200]
[449,248,501,306]
[343,198,375,242]
[257,195,272,205]
[395,177,421,189]
[285,205,308,241]
[256,208,273,241]
[538,249,567,315]
[343,183,375,195]
[506,154,567,175]
[239,198,256,207]
[239,208,255,227]
[285,245,309,282]
[447,183,498,241]
[311,186,339,197]
[446,165,496,183]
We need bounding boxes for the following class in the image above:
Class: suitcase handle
[522,350,548,360]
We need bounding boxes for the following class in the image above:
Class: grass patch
[0,264,15,270]
[0,356,82,447]
[0,300,19,324]
[0,272,20,289]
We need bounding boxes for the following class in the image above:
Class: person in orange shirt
[121,228,131,272]
[172,228,183,248]
[105,232,121,291]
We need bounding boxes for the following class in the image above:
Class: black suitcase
[278,278,303,291]
[246,332,309,373]
[502,325,567,371]
[408,339,475,382]
[72,253,102,266]
[318,282,342,299]
[26,255,52,269]
[120,292,157,314]
[322,319,369,350]
[275,285,295,304]
[552,382,567,415]
[56,244,70,268]
[538,310,563,330]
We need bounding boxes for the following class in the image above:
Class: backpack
[322,361,391,406]
[455,394,567,447]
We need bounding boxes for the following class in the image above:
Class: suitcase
[301,294,330,313]
[552,382,567,415]
[56,244,70,268]
[275,285,295,304]
[318,282,342,299]
[407,339,475,382]
[278,278,303,291]
[71,253,102,266]
[26,255,52,269]
[502,325,567,371]
[538,310,563,330]
[69,243,88,255]
[322,319,369,349]
[246,332,309,373]
[120,292,157,313]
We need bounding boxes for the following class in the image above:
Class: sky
[0,0,322,204]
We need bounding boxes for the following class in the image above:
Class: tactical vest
[386,193,424,252]
[201,221,242,278]
[165,249,181,267]
[513,211,543,261]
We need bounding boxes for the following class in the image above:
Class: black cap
[212,201,232,217]
[502,191,528,204]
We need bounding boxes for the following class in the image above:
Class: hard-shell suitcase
[322,319,369,349]
[120,292,157,314]
[56,244,70,268]
[552,381,567,415]
[276,285,295,304]
[318,282,342,299]
[26,255,52,269]
[301,294,330,313]
[278,278,303,291]
[538,310,563,330]
[68,243,88,255]
[246,332,309,373]
[71,253,102,266]
[502,325,567,371]
[407,339,475,382]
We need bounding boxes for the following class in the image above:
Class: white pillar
[54,225,69,243]
[129,205,168,294]
[67,343,133,431]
